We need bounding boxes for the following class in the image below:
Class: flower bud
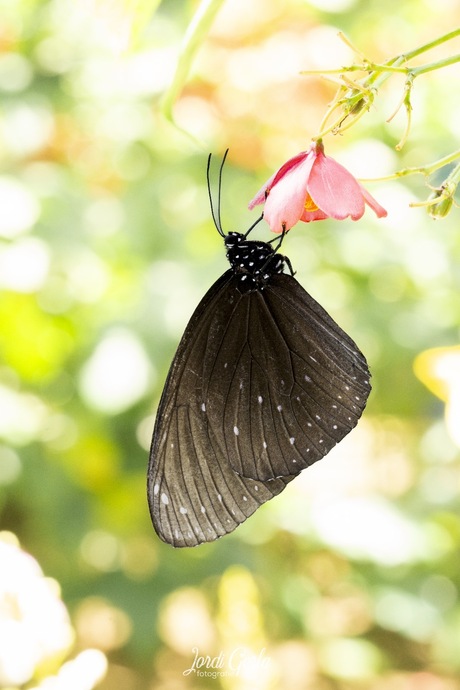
[427,184,455,219]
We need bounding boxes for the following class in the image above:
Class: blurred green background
[1,0,460,688]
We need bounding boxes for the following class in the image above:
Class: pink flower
[248,140,387,233]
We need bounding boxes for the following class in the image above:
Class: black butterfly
[148,152,371,547]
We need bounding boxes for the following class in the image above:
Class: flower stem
[410,161,460,211]
[162,0,225,124]
[360,148,460,183]
[399,28,460,61]
[411,53,460,76]
[308,29,460,142]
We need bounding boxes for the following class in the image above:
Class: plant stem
[411,53,460,76]
[399,28,460,61]
[162,0,225,123]
[311,29,460,142]
[360,148,460,183]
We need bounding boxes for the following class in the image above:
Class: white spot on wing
[154,484,159,496]
[180,506,187,514]
[233,425,239,436]
[258,395,263,403]
[201,506,206,513]
[161,493,169,505]
[201,402,206,412]
[290,437,295,445]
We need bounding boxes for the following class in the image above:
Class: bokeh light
[0,533,106,689]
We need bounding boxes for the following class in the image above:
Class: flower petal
[308,151,365,220]
[248,170,278,209]
[248,151,310,210]
[263,154,316,233]
[359,184,388,218]
[270,151,311,187]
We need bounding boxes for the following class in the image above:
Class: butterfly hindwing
[205,273,371,482]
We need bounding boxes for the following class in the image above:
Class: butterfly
[148,152,371,547]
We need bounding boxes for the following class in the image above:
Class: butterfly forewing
[148,271,295,546]
[150,404,293,547]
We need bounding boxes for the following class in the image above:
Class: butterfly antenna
[207,151,228,238]
[216,149,229,236]
[207,153,223,237]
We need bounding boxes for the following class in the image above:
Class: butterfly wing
[205,273,371,481]
[149,268,370,546]
[148,270,294,547]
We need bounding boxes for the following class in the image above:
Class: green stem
[360,148,460,182]
[399,27,460,61]
[162,0,225,123]
[411,53,460,76]
[411,161,460,211]
[448,160,460,184]
[303,29,460,79]
[313,29,460,142]
[431,160,460,190]
[365,56,405,87]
